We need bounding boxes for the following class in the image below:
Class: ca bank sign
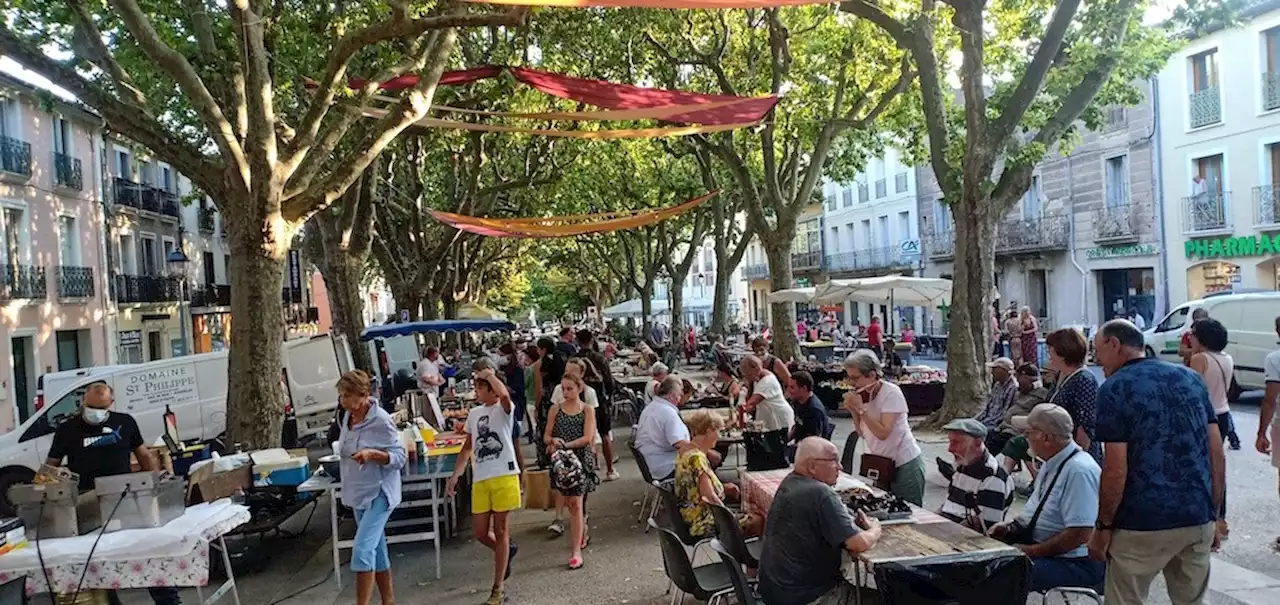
[899,239,922,262]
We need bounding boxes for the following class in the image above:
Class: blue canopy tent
[360,319,516,341]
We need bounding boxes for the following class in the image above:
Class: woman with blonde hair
[334,370,406,605]
[544,374,599,569]
[1019,306,1039,367]
[675,410,762,540]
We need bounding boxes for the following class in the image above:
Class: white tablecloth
[0,500,249,594]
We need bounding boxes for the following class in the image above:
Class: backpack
[551,449,585,492]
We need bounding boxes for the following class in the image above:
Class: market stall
[799,362,948,416]
[741,469,1028,605]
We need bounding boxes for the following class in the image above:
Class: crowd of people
[329,305,1275,605]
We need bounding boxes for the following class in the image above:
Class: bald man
[759,437,881,605]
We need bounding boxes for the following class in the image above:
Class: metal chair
[1042,586,1103,604]
[651,519,733,605]
[709,539,762,605]
[630,443,662,530]
[654,480,714,563]
[706,500,763,569]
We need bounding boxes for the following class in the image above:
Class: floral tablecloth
[0,500,250,595]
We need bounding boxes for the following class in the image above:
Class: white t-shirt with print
[751,373,794,432]
[1267,349,1280,427]
[463,403,520,482]
[858,381,922,466]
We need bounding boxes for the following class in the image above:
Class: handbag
[1002,450,1080,545]
[860,453,896,490]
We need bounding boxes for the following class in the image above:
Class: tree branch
[67,0,147,108]
[986,0,1085,150]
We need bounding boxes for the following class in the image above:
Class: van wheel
[0,467,36,517]
[1145,346,1156,358]
[1228,378,1243,403]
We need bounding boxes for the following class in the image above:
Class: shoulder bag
[1002,450,1080,545]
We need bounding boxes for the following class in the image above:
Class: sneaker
[505,540,518,580]
[605,470,621,482]
[1230,442,1242,451]
[485,586,505,605]
[547,519,565,536]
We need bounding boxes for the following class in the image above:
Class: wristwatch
[1095,521,1114,531]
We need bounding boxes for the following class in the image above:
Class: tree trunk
[225,203,288,450]
[763,239,799,363]
[324,252,372,373]
[710,266,732,337]
[639,284,654,337]
[669,281,685,348]
[931,195,998,425]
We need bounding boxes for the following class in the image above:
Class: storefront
[1178,233,1280,301]
[1085,244,1161,327]
[114,305,185,362]
[193,312,231,353]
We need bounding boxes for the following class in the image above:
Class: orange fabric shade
[431,191,718,238]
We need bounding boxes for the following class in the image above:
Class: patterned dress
[551,406,599,496]
[675,449,722,538]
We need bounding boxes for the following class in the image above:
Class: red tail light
[34,394,44,411]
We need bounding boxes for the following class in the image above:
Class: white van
[1145,291,1280,398]
[367,334,420,389]
[0,335,344,501]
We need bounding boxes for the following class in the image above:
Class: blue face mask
[83,407,110,425]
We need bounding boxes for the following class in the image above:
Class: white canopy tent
[767,287,819,303]
[601,297,717,319]
[813,275,1000,332]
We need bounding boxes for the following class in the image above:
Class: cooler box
[250,449,311,487]
[174,444,213,477]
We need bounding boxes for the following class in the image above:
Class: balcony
[56,266,94,299]
[996,213,1070,254]
[191,284,231,307]
[53,152,82,190]
[741,263,770,280]
[1189,87,1221,129]
[112,274,183,304]
[826,246,908,273]
[1093,204,1139,243]
[927,231,956,259]
[1265,71,1280,112]
[791,250,823,272]
[1182,192,1232,235]
[0,135,31,177]
[114,178,181,218]
[0,264,46,300]
[198,205,216,234]
[875,178,887,198]
[1255,185,1280,227]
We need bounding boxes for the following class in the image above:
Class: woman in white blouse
[842,349,925,505]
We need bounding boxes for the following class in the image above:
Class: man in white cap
[992,404,1104,594]
[976,357,1018,431]
[938,418,1014,533]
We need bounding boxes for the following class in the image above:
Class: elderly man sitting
[759,437,882,605]
[991,404,1104,593]
[644,362,669,405]
[634,375,690,481]
[938,418,1015,533]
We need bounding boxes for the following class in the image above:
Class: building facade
[919,80,1163,333]
[821,148,924,331]
[1158,3,1280,307]
[0,75,113,430]
[742,200,825,326]
[182,190,233,353]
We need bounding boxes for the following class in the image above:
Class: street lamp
[167,245,190,357]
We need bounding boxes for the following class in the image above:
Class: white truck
[0,335,346,507]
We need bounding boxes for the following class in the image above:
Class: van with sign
[0,335,345,510]
[1144,291,1280,399]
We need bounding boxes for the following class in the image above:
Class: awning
[360,319,516,341]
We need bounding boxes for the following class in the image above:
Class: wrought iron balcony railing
[826,246,907,272]
[0,264,45,300]
[57,266,94,299]
[996,213,1071,254]
[1182,192,1231,234]
[791,250,823,271]
[1265,71,1280,112]
[1093,204,1139,243]
[191,283,231,307]
[740,263,770,280]
[53,152,82,190]
[0,135,31,177]
[926,229,956,259]
[115,178,181,217]
[112,274,183,304]
[1255,185,1280,227]
[198,205,216,233]
[1189,87,1221,129]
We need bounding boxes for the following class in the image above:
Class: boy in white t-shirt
[448,370,520,605]
[1256,316,1280,549]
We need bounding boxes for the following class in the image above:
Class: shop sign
[120,363,197,409]
[899,239,922,262]
[1086,244,1157,260]
[1185,234,1280,259]
[119,330,142,346]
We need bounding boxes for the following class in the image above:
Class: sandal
[581,533,590,549]
[568,555,584,570]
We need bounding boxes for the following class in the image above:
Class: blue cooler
[251,449,311,488]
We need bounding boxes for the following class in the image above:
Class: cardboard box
[523,469,552,510]
[130,446,174,475]
[186,464,251,505]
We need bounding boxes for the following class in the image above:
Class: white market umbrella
[816,275,1000,331]
[767,287,818,303]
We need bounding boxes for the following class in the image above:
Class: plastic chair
[709,539,762,605]
[1041,586,1103,604]
[630,444,662,530]
[651,519,733,605]
[654,480,714,562]
[706,500,763,569]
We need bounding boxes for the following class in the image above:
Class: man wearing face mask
[46,383,175,605]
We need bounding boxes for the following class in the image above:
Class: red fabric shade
[464,0,832,7]
[349,66,777,126]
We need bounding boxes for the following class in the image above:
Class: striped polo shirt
[939,451,1015,532]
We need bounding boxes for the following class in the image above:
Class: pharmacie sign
[1185,234,1280,259]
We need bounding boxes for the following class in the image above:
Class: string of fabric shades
[430,191,719,238]
[463,0,835,8]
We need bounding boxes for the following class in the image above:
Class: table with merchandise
[0,500,249,605]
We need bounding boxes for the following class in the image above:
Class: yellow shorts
[472,474,522,514]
